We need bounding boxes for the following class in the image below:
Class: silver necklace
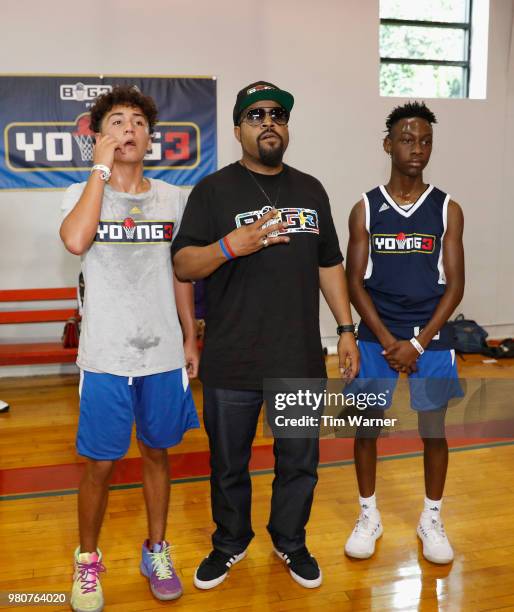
[242,162,282,208]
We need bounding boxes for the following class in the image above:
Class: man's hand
[382,340,419,373]
[225,208,290,256]
[93,134,121,169]
[338,333,360,381]
[184,337,199,379]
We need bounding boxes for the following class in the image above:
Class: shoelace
[423,517,447,543]
[204,549,238,571]
[283,547,314,567]
[148,545,174,580]
[77,561,106,594]
[353,512,380,538]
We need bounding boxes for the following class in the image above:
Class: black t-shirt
[172,162,343,389]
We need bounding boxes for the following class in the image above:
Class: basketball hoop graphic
[73,114,95,162]
[123,217,136,240]
[396,232,407,249]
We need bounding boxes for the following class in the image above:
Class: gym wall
[0,0,512,349]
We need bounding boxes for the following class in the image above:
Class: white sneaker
[344,508,383,559]
[70,547,105,612]
[417,511,454,564]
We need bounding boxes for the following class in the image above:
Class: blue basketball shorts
[77,367,200,460]
[353,340,464,412]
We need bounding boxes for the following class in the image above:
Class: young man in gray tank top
[60,85,199,611]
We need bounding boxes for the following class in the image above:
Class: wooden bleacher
[0,288,79,366]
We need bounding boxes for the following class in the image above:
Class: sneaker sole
[344,524,384,559]
[273,548,322,589]
[140,564,183,600]
[416,527,454,564]
[193,550,247,590]
[70,599,104,612]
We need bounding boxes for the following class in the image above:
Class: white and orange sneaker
[71,547,105,612]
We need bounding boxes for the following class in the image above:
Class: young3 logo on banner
[0,75,217,189]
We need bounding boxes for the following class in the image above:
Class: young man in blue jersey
[345,102,464,564]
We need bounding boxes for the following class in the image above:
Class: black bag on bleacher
[482,338,514,359]
[447,314,489,354]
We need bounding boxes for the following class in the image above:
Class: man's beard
[258,132,284,167]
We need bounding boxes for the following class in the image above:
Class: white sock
[424,496,442,516]
[359,493,377,512]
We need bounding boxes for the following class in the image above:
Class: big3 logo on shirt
[235,206,319,235]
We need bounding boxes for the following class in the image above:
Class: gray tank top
[61,178,187,376]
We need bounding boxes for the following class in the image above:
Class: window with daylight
[379,0,489,99]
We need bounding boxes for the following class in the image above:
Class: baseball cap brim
[233,85,294,124]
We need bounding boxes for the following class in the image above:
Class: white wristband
[410,336,424,356]
[90,164,111,182]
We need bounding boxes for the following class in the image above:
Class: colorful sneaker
[417,511,454,564]
[344,508,383,559]
[140,540,183,600]
[273,546,322,588]
[70,547,105,612]
[193,548,247,590]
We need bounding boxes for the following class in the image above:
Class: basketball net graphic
[123,217,136,240]
[396,232,407,249]
[73,115,95,162]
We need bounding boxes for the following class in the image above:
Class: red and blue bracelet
[219,236,236,260]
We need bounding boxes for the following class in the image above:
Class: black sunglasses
[240,107,289,126]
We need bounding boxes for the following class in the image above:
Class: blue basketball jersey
[358,184,452,350]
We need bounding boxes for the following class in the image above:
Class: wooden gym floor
[0,354,513,611]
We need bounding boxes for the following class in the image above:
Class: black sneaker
[274,546,322,588]
[193,549,247,590]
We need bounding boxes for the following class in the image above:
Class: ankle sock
[359,493,377,511]
[424,496,442,517]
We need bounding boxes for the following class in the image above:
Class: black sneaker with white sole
[193,549,247,590]
[274,546,322,588]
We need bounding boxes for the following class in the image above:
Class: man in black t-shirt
[173,81,359,590]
